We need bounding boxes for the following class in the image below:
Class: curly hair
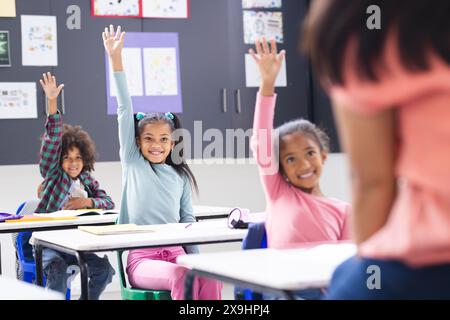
[61,124,97,172]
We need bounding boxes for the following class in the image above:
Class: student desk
[0,205,235,274]
[31,219,248,300]
[0,275,63,300]
[177,242,357,299]
[0,215,118,275]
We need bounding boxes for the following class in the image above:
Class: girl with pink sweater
[249,38,351,250]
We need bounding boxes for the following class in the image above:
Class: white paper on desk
[21,15,58,66]
[143,47,178,96]
[245,53,286,87]
[0,82,37,119]
[108,48,144,97]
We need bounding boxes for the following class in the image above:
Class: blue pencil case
[0,212,23,222]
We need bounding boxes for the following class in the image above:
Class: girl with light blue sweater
[102,25,222,300]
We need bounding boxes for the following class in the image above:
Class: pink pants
[126,246,222,300]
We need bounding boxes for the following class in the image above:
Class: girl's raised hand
[102,25,125,58]
[249,37,285,87]
[39,72,64,101]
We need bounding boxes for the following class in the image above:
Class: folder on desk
[78,224,156,235]
[5,215,78,223]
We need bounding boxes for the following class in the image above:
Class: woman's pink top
[329,36,450,266]
[251,93,351,249]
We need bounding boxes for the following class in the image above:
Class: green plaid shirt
[36,113,114,213]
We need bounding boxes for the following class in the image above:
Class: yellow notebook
[78,224,156,235]
[5,216,78,223]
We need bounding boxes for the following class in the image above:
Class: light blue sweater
[113,72,197,232]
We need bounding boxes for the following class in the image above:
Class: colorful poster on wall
[105,32,182,115]
[142,0,189,18]
[91,0,189,18]
[0,0,16,17]
[108,48,144,97]
[21,15,58,66]
[242,0,281,9]
[245,53,286,87]
[91,0,140,18]
[0,31,11,67]
[143,48,178,95]
[243,11,283,44]
[0,83,37,119]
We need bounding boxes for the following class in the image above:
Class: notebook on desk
[78,224,156,235]
[35,209,119,218]
[5,215,78,223]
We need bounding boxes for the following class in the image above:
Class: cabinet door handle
[235,89,241,114]
[45,89,65,115]
[222,88,227,113]
[61,88,66,114]
[45,95,48,116]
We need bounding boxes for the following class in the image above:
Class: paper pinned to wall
[242,0,282,9]
[142,0,189,18]
[245,53,287,87]
[0,0,16,17]
[21,15,58,66]
[143,47,178,96]
[0,31,12,67]
[243,11,283,44]
[108,48,144,97]
[92,0,140,17]
[0,82,37,119]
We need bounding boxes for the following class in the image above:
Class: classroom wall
[0,153,350,296]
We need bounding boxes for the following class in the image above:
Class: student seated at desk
[103,25,221,300]
[303,0,450,299]
[22,72,116,299]
[249,38,351,298]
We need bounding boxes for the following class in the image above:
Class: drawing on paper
[143,48,178,96]
[21,15,58,66]
[92,0,140,17]
[0,83,37,119]
[243,11,283,44]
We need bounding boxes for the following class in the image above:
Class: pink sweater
[329,36,450,267]
[251,93,351,249]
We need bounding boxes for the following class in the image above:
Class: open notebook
[34,209,119,218]
[78,224,156,235]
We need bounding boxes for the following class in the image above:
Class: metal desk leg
[184,270,195,300]
[76,252,89,300]
[35,244,44,286]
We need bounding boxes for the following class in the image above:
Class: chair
[13,200,78,300]
[116,250,172,300]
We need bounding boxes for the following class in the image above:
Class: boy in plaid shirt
[26,72,115,299]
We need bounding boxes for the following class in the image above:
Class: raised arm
[39,72,65,178]
[249,38,286,199]
[102,25,139,163]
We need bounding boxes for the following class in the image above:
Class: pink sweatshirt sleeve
[251,92,285,200]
